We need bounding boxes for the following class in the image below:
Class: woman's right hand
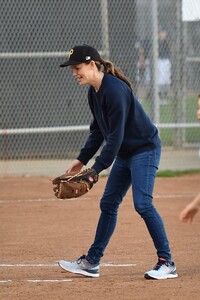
[66,159,84,173]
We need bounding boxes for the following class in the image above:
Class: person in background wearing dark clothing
[136,45,150,86]
[158,30,171,102]
[58,45,178,280]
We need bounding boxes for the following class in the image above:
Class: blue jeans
[87,146,172,264]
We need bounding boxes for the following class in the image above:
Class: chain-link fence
[1,0,200,175]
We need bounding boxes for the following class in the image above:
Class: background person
[158,29,171,102]
[180,193,200,224]
[180,95,200,223]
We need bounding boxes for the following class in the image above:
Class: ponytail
[96,59,134,90]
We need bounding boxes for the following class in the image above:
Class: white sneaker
[58,255,99,278]
[144,258,178,280]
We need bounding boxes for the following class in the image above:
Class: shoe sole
[58,261,99,278]
[144,273,178,280]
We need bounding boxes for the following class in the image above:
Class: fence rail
[0,123,199,136]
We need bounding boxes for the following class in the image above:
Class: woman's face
[70,62,95,86]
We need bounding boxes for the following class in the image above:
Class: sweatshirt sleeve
[77,117,104,166]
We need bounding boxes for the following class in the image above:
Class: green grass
[142,97,200,146]
[157,169,200,177]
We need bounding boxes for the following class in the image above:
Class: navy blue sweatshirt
[77,74,161,174]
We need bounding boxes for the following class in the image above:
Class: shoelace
[154,259,168,270]
[77,255,86,264]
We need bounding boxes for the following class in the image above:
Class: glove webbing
[62,170,88,182]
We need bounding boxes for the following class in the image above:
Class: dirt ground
[0,173,200,300]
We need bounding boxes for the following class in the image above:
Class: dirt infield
[1,174,200,300]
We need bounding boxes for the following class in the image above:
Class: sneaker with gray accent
[144,258,178,280]
[58,255,99,278]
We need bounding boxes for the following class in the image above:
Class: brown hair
[95,59,134,90]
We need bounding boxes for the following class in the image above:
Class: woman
[58,45,178,280]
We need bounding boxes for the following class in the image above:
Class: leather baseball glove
[52,168,98,199]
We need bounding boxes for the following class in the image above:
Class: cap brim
[60,60,83,67]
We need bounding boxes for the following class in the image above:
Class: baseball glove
[52,168,98,199]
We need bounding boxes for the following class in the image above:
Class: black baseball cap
[60,45,102,67]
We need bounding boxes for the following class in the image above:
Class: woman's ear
[90,60,96,68]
